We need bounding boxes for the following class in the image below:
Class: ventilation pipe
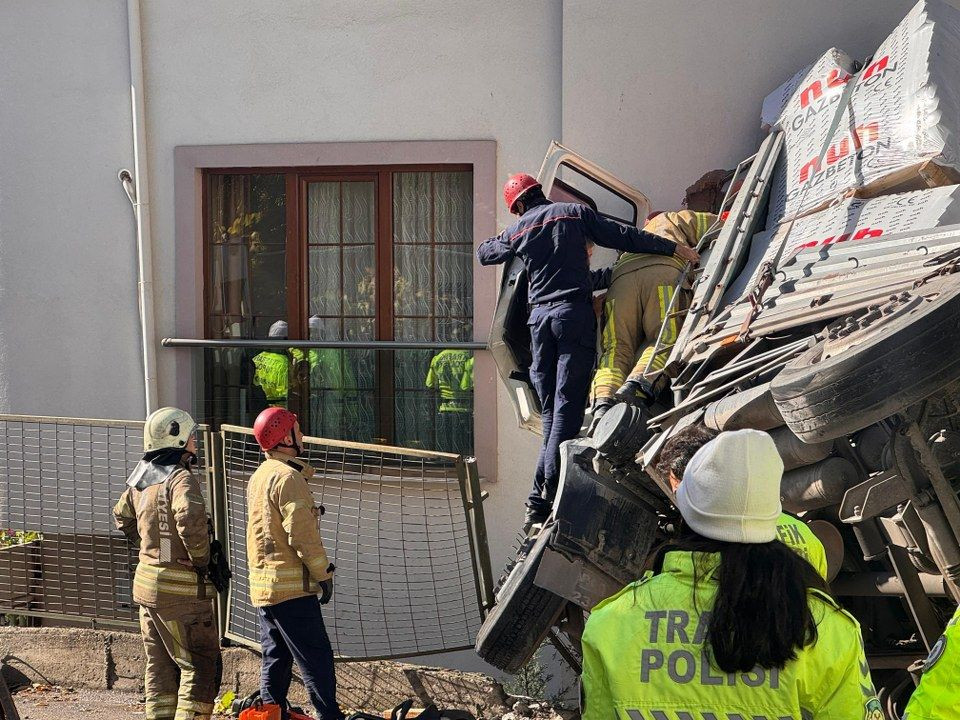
[119,0,158,414]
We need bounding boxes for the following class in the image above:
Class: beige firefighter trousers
[591,261,688,402]
[139,601,222,720]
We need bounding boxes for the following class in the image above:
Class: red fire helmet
[253,407,298,451]
[503,173,541,214]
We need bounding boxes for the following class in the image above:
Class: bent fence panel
[220,425,489,659]
[0,415,212,629]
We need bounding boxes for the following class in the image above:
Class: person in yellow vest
[113,407,221,720]
[425,348,475,454]
[589,210,717,433]
[903,603,960,719]
[246,407,343,720]
[655,422,829,579]
[253,321,296,407]
[581,430,881,720]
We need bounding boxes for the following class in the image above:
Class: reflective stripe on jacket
[245,453,332,607]
[113,466,214,608]
[904,603,960,719]
[581,551,879,720]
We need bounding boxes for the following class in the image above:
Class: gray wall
[0,1,144,419]
[562,0,920,209]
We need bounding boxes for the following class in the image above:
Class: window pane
[207,174,286,338]
[555,163,636,225]
[392,171,474,454]
[342,182,376,245]
[309,246,342,317]
[394,245,432,317]
[393,172,431,244]
[308,182,340,245]
[343,245,375,317]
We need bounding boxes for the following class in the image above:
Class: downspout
[119,0,159,415]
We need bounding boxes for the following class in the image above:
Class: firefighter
[247,407,344,720]
[903,603,960,719]
[477,174,699,532]
[581,430,881,720]
[113,407,221,720]
[654,422,829,579]
[589,210,717,430]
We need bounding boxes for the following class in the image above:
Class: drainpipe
[119,0,159,415]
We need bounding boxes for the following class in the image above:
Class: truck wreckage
[475,1,960,714]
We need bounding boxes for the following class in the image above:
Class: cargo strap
[737,56,873,343]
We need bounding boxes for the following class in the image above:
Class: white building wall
[0,0,144,419]
[562,0,922,209]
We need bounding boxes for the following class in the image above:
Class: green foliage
[504,644,554,700]
[0,529,42,548]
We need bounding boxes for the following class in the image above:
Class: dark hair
[655,423,718,482]
[647,528,827,673]
[516,186,548,212]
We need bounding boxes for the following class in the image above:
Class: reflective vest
[904,603,960,719]
[581,551,881,720]
[425,349,474,413]
[777,513,828,580]
[253,351,291,404]
[113,467,214,608]
[245,453,332,607]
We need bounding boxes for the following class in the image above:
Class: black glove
[206,538,233,593]
[319,563,335,604]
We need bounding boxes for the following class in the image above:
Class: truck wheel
[771,279,960,442]
[474,527,567,673]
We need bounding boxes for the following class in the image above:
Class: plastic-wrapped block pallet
[724,184,960,304]
[764,0,960,227]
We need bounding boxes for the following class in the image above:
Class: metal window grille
[220,425,490,659]
[0,415,212,629]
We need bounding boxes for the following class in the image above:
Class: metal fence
[0,416,213,629]
[219,425,490,659]
[0,414,492,660]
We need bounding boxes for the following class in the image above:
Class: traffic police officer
[581,430,880,720]
[114,407,221,720]
[477,173,699,531]
[246,407,344,720]
[903,603,960,719]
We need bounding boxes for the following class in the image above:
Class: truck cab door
[489,142,653,433]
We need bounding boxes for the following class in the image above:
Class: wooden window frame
[201,163,474,445]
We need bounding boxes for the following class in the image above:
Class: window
[202,166,474,454]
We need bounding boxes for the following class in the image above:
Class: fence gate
[219,425,490,659]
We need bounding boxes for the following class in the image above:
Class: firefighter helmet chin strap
[274,435,303,458]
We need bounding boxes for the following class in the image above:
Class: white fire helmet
[143,407,197,452]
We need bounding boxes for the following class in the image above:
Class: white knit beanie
[675,429,783,543]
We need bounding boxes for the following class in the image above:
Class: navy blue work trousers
[259,594,344,720]
[527,301,596,515]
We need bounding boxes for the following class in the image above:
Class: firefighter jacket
[616,210,716,271]
[581,551,881,720]
[113,466,214,608]
[246,453,333,607]
[903,603,960,719]
[476,201,677,306]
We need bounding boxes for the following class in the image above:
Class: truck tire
[474,528,567,673]
[771,279,960,442]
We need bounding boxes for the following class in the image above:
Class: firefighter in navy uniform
[113,407,221,720]
[477,173,699,531]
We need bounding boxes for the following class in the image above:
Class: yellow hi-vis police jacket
[245,453,333,607]
[581,551,882,720]
[903,603,960,719]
